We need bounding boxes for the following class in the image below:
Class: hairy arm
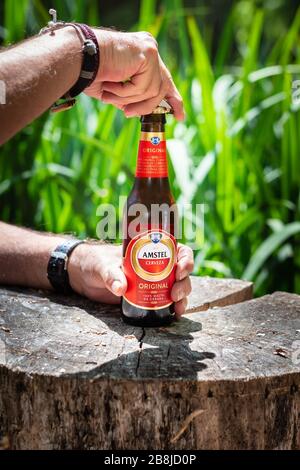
[0,221,125,303]
[0,27,184,144]
[0,222,193,314]
[0,27,82,144]
[0,222,67,289]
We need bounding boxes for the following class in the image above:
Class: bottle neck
[136,117,168,178]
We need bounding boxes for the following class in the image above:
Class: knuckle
[142,31,156,42]
[146,43,158,56]
[142,34,158,55]
[137,52,147,68]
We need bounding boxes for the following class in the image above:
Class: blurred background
[0,0,300,296]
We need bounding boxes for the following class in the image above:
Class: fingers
[119,75,184,118]
[87,29,185,119]
[174,298,188,316]
[171,276,192,302]
[101,75,160,105]
[101,74,160,101]
[102,72,165,115]
[171,244,193,316]
[123,84,166,117]
[102,83,184,119]
[101,89,156,107]
[101,80,138,98]
[99,264,127,297]
[176,244,194,281]
[165,89,185,121]
[172,275,192,317]
[99,41,184,119]
[160,60,185,120]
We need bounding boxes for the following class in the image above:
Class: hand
[68,242,193,316]
[85,29,184,120]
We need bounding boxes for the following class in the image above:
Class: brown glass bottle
[121,112,178,327]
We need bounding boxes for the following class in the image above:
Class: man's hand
[68,242,193,316]
[0,26,184,143]
[0,223,193,316]
[86,30,184,120]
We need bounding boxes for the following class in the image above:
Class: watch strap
[47,239,85,294]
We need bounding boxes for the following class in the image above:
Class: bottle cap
[152,99,173,114]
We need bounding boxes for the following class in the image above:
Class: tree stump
[0,276,300,450]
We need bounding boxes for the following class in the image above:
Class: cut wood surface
[0,277,299,450]
[187,276,252,312]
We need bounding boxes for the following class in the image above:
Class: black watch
[47,240,85,294]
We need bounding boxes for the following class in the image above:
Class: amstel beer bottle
[122,102,177,326]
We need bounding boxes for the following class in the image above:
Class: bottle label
[123,229,176,310]
[136,132,168,178]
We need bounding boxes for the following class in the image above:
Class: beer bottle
[122,102,178,327]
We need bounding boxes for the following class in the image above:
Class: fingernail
[112,280,122,295]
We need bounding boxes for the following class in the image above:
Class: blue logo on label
[151,136,160,145]
[150,232,162,244]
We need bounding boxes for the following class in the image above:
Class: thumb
[101,265,127,297]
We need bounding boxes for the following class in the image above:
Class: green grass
[1,0,300,295]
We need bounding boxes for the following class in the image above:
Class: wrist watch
[47,239,85,294]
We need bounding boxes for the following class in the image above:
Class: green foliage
[1,0,300,295]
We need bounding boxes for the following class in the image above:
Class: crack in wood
[135,328,145,376]
[1,287,300,450]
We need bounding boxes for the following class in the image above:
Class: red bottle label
[136,132,168,178]
[123,229,176,310]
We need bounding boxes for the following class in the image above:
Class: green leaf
[243,222,300,281]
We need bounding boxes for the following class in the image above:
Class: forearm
[0,27,82,144]
[0,222,193,313]
[0,222,67,289]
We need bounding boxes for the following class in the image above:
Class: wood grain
[0,282,299,450]
[187,276,253,312]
